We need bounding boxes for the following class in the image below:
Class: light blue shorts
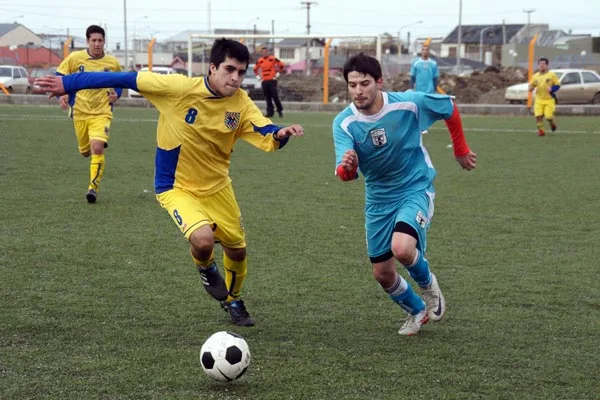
[365,190,435,259]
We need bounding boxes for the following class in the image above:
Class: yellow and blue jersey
[333,91,454,204]
[57,50,122,119]
[530,71,560,102]
[61,71,286,197]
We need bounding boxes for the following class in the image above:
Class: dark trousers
[261,79,283,116]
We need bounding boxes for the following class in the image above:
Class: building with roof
[0,23,42,47]
[275,38,325,66]
[442,24,539,65]
[0,45,62,68]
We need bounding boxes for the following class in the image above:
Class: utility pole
[271,20,275,53]
[301,1,317,75]
[523,9,535,38]
[456,0,462,72]
[253,24,257,55]
[123,0,128,70]
[208,0,212,33]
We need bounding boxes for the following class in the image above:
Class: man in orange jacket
[254,46,285,117]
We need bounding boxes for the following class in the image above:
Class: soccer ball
[200,331,251,381]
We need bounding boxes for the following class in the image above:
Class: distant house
[0,45,62,68]
[442,24,535,65]
[39,34,87,53]
[0,23,42,47]
[275,38,325,66]
[312,54,347,76]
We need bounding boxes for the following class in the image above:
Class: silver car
[505,68,600,104]
[0,65,31,94]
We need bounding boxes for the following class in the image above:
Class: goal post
[187,33,383,104]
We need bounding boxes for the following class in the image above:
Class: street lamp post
[479,27,493,63]
[398,20,422,52]
[246,17,260,54]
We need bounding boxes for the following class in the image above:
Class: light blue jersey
[332,91,454,205]
[410,58,439,94]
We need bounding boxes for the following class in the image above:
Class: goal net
[186,33,383,104]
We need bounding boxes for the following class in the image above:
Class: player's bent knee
[392,246,415,266]
[90,140,106,154]
[391,244,416,266]
[189,227,215,254]
[223,246,246,262]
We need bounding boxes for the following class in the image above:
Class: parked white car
[0,65,31,94]
[128,67,178,98]
[505,69,600,104]
[241,63,261,91]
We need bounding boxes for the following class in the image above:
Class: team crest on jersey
[224,112,241,130]
[369,128,387,147]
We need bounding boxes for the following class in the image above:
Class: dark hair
[343,53,382,82]
[210,38,250,70]
[538,57,549,65]
[86,25,105,40]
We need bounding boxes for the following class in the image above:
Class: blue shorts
[365,189,435,259]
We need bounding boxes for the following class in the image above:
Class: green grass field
[1,105,599,400]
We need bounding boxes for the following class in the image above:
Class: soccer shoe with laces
[221,299,256,326]
[422,273,446,322]
[398,308,429,336]
[86,189,97,203]
[538,129,545,136]
[550,122,557,132]
[197,265,229,301]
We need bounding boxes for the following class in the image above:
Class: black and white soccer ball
[200,331,251,381]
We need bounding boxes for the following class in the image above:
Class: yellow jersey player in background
[57,25,122,203]
[529,57,560,137]
[36,38,305,327]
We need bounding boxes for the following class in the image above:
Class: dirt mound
[276,66,529,104]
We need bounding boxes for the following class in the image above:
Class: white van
[128,67,177,98]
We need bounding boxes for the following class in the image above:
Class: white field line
[2,114,600,135]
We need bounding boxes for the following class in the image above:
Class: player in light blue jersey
[410,45,439,134]
[333,53,476,336]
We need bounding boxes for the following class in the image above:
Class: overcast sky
[2,0,598,48]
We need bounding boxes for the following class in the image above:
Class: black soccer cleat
[197,265,229,301]
[86,189,97,203]
[221,299,256,326]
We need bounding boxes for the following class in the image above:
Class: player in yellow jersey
[529,58,560,137]
[57,25,122,203]
[35,38,305,326]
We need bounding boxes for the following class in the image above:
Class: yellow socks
[536,120,544,131]
[223,254,247,302]
[89,153,105,191]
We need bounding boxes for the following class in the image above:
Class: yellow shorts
[73,117,111,154]
[534,100,555,120]
[156,183,246,248]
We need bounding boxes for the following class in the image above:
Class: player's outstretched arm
[336,150,358,181]
[35,72,139,99]
[444,103,476,171]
